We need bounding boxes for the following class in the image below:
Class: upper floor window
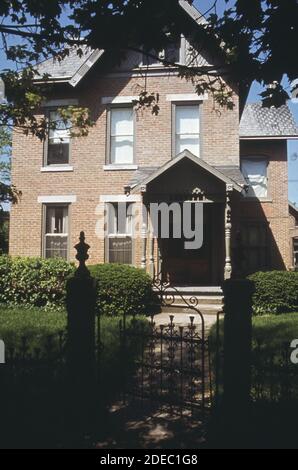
[44,204,69,259]
[46,110,71,166]
[109,107,134,165]
[142,43,180,66]
[174,105,200,157]
[241,158,268,198]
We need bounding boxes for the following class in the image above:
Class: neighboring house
[9,1,298,286]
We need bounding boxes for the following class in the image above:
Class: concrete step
[171,295,224,306]
[155,286,223,296]
[161,303,223,315]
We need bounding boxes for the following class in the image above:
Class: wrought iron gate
[117,280,216,417]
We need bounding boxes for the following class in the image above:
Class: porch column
[157,242,163,281]
[149,233,155,278]
[140,187,148,270]
[224,184,233,280]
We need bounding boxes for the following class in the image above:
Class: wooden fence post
[66,231,97,442]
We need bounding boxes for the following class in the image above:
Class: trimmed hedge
[248,271,298,315]
[0,256,75,309]
[89,263,158,316]
[0,256,157,315]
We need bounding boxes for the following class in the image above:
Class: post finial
[74,231,90,277]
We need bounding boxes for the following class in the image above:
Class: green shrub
[248,271,298,315]
[0,255,75,309]
[89,263,158,316]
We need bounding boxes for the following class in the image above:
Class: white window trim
[100,195,141,203]
[103,164,138,171]
[38,195,77,204]
[42,99,78,107]
[102,96,139,105]
[41,165,74,172]
[167,93,208,102]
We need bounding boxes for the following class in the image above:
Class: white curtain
[46,206,68,234]
[110,108,134,164]
[242,159,268,198]
[108,203,134,235]
[49,111,71,144]
[175,105,200,157]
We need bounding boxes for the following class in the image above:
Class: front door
[161,204,213,285]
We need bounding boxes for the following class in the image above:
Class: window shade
[241,159,268,198]
[110,108,134,164]
[49,111,71,144]
[175,105,200,157]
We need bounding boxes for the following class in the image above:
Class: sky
[0,0,297,204]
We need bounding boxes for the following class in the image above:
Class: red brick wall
[239,139,291,270]
[10,70,239,266]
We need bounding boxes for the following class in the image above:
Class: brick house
[9,1,298,287]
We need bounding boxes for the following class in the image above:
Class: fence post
[214,279,254,446]
[223,279,254,409]
[66,231,97,442]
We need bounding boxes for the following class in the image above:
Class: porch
[126,150,246,287]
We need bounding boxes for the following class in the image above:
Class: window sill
[103,165,138,171]
[41,166,73,173]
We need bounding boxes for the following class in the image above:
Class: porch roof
[126,150,245,194]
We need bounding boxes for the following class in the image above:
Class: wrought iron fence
[251,341,298,402]
[1,331,67,385]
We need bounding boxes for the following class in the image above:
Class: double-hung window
[241,159,268,198]
[45,110,71,166]
[107,202,133,264]
[44,205,69,259]
[109,107,134,164]
[174,105,200,157]
[242,224,268,274]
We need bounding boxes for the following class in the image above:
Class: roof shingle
[240,103,298,138]
[34,46,95,80]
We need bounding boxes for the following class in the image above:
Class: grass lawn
[0,305,147,448]
[209,312,298,404]
[209,312,298,353]
[208,313,298,449]
[252,313,298,352]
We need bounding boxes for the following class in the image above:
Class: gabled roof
[240,103,298,139]
[33,1,208,87]
[128,150,244,193]
[34,47,103,87]
[179,0,207,25]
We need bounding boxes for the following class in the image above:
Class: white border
[38,195,77,203]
